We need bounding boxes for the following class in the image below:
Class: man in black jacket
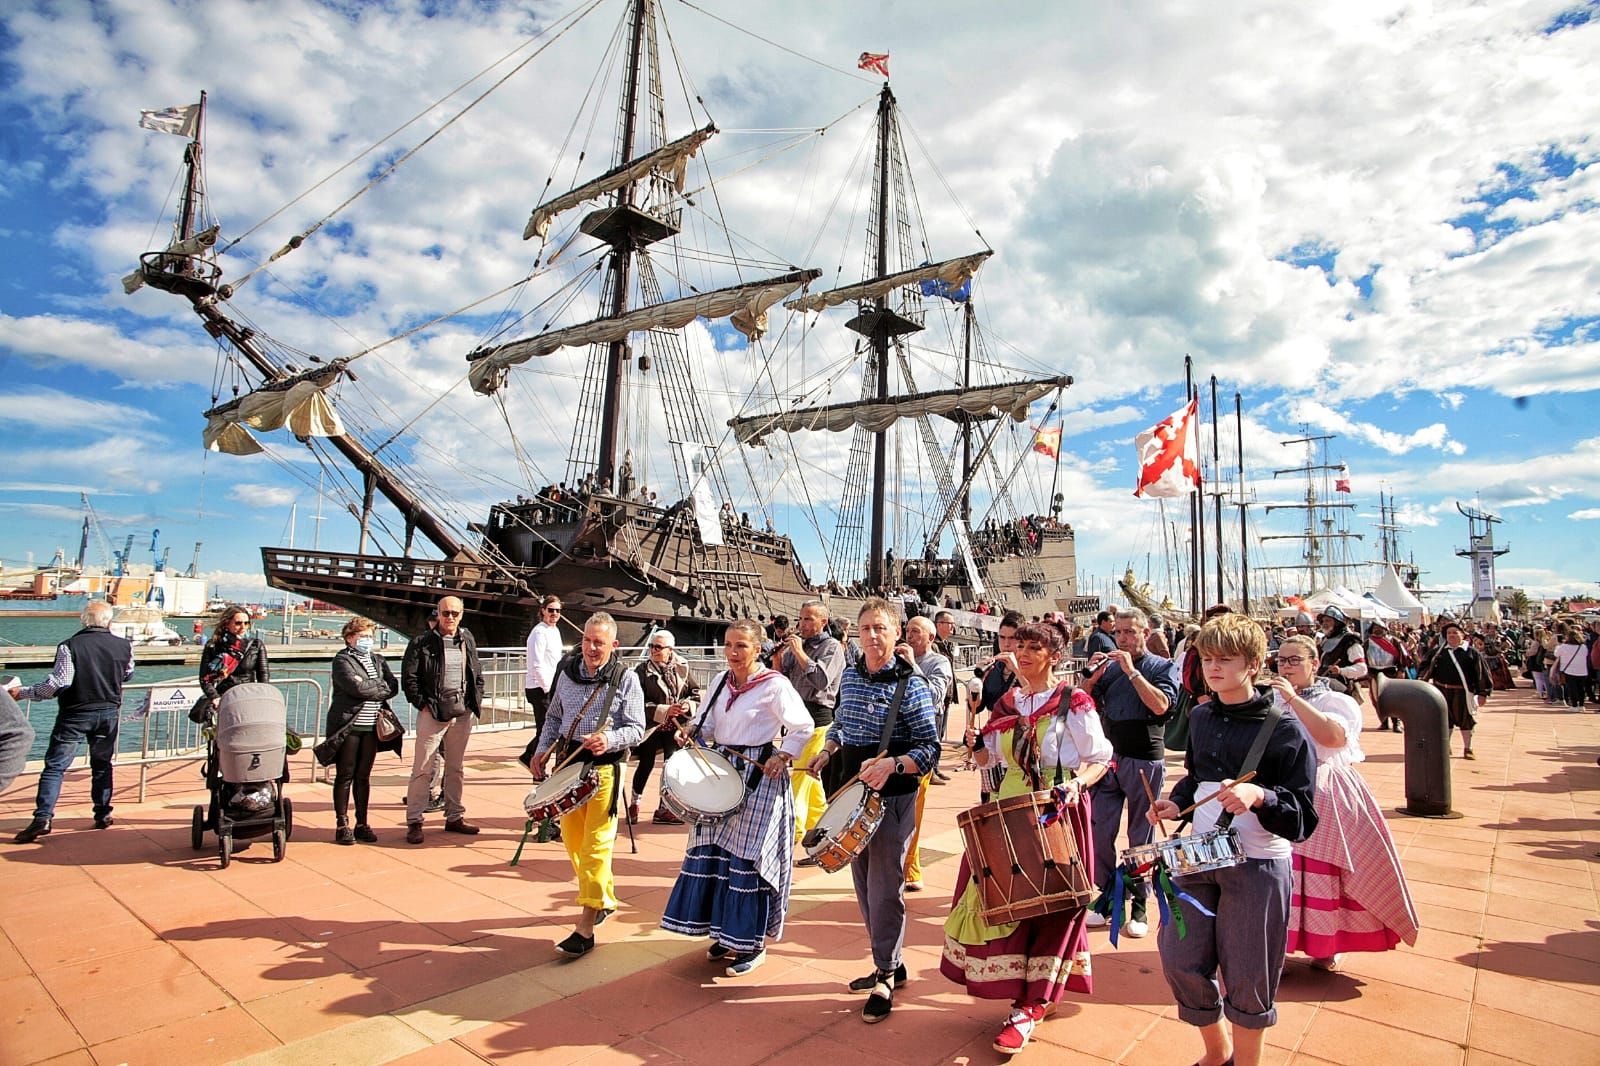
[402,595,484,843]
[8,601,133,843]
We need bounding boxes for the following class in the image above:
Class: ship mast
[960,301,974,531]
[867,85,894,588]
[141,95,479,564]
[595,0,650,492]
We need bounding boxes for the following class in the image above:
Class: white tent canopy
[1370,565,1428,626]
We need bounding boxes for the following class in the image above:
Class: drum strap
[556,668,623,765]
[875,675,912,757]
[1214,703,1281,830]
[687,675,731,744]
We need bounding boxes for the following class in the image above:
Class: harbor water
[1,614,407,761]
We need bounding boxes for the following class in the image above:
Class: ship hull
[262,498,1090,646]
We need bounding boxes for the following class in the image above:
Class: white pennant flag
[138,104,199,138]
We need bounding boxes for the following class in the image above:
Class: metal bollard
[1375,674,1461,819]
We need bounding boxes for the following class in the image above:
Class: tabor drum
[1119,826,1244,879]
[660,747,744,825]
[957,789,1093,925]
[803,780,884,873]
[523,761,599,821]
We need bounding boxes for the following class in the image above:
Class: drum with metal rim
[660,746,744,825]
[523,760,599,821]
[1120,825,1245,879]
[804,779,885,873]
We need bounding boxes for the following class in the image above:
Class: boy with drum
[659,619,812,977]
[527,612,646,958]
[1146,612,1317,1066]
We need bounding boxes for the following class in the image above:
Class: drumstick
[1172,771,1258,820]
[681,735,767,771]
[1139,769,1167,840]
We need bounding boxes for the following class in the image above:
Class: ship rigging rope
[223,0,608,291]
[671,0,878,84]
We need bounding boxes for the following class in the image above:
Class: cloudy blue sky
[0,0,1596,612]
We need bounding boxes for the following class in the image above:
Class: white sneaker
[1122,919,1149,938]
[1085,911,1108,928]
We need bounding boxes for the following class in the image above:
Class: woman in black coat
[198,604,271,705]
[326,617,401,844]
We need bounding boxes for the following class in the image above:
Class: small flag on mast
[858,52,891,77]
[1335,462,1352,493]
[138,104,200,138]
[1132,398,1201,499]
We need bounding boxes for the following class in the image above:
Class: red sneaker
[993,1003,1048,1055]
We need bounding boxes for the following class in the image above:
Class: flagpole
[1236,391,1250,615]
[1048,397,1065,522]
[1211,374,1224,607]
[1186,356,1203,616]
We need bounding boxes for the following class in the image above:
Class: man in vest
[8,601,134,843]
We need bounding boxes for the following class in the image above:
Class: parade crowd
[6,594,1598,1061]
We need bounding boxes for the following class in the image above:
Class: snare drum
[957,790,1093,924]
[1119,826,1244,879]
[660,747,744,825]
[523,761,599,821]
[803,780,884,873]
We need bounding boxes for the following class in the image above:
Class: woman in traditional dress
[1270,635,1419,970]
[942,619,1112,1055]
[659,619,812,977]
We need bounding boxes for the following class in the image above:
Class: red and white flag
[1335,462,1352,493]
[1032,424,1062,460]
[858,52,891,77]
[1133,398,1201,498]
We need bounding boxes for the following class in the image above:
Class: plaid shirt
[826,660,940,774]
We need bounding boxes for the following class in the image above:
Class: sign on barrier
[141,684,205,721]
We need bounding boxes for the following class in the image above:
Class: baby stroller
[190,682,295,867]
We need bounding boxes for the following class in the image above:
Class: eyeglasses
[649,644,671,651]
[1276,656,1308,666]
[439,610,462,618]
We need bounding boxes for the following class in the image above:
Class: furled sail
[783,251,992,313]
[123,224,222,294]
[729,375,1069,447]
[202,364,347,455]
[523,124,718,241]
[466,268,821,395]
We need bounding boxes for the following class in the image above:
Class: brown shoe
[444,819,480,835]
[406,822,424,844]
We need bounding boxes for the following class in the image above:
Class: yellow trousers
[560,763,619,912]
[904,771,931,884]
[791,726,830,845]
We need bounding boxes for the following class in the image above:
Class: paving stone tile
[85,1004,278,1066]
[1467,1003,1600,1064]
[0,972,85,1064]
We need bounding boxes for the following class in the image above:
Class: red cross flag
[858,52,891,77]
[1335,463,1352,493]
[1133,398,1201,498]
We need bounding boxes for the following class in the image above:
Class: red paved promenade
[3,681,1597,1065]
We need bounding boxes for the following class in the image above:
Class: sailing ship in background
[129,0,1090,646]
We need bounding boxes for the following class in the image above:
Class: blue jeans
[1091,754,1165,907]
[34,707,120,821]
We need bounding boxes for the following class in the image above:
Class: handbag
[313,721,353,767]
[375,706,406,742]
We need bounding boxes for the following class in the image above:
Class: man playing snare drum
[803,598,940,1024]
[660,620,812,976]
[528,612,645,957]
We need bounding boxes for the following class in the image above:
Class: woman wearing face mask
[327,617,401,845]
